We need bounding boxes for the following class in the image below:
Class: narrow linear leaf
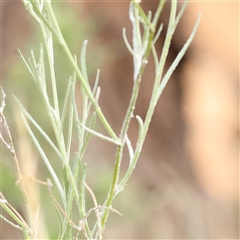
[125,134,134,163]
[147,10,152,22]
[79,163,87,217]
[92,69,100,96]
[122,28,135,56]
[66,81,75,161]
[27,56,39,84]
[169,0,177,28]
[157,13,201,98]
[153,23,163,44]
[18,49,37,85]
[61,77,73,128]
[79,112,96,161]
[118,115,144,192]
[30,50,37,69]
[38,43,46,92]
[174,0,189,30]
[63,166,69,200]
[94,86,101,103]
[132,4,142,52]
[77,121,121,146]
[14,96,61,159]
[136,115,144,146]
[80,40,89,82]
[142,11,151,47]
[152,44,159,70]
[29,49,44,89]
[86,69,101,114]
[21,113,66,206]
[152,0,166,27]
[71,112,96,220]
[142,25,150,53]
[66,108,73,162]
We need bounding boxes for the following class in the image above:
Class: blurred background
[0,0,239,239]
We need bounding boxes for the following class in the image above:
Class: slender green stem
[40,17,60,121]
[152,0,166,27]
[100,1,159,231]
